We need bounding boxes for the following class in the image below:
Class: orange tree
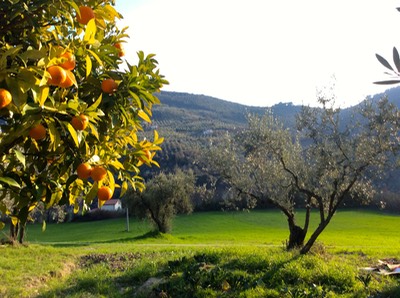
[0,0,167,243]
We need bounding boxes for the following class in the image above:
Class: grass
[24,209,400,250]
[2,209,400,297]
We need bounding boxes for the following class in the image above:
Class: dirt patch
[79,252,142,272]
[25,261,77,297]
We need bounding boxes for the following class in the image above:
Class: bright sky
[115,0,400,107]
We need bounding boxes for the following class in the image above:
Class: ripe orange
[77,163,92,179]
[59,52,76,70]
[97,186,113,201]
[101,78,118,94]
[114,43,125,57]
[139,150,152,163]
[71,114,89,131]
[0,88,12,109]
[29,124,46,140]
[59,70,76,88]
[91,166,107,181]
[77,6,95,25]
[47,66,67,86]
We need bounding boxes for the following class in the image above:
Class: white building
[101,199,122,211]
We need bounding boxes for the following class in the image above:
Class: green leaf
[11,216,19,226]
[85,182,98,204]
[17,69,37,93]
[128,90,142,108]
[0,222,4,230]
[373,80,400,85]
[108,170,115,193]
[393,47,400,73]
[0,177,21,188]
[121,181,128,197]
[84,19,97,44]
[20,49,46,61]
[88,122,99,140]
[5,77,28,108]
[47,190,62,209]
[110,159,124,170]
[104,4,122,19]
[47,120,61,151]
[87,49,103,66]
[138,109,151,123]
[13,149,26,168]
[31,85,49,106]
[376,53,394,71]
[85,55,92,78]
[67,1,80,18]
[154,130,159,141]
[66,123,79,147]
[86,94,102,111]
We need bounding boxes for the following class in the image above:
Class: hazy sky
[115,0,400,107]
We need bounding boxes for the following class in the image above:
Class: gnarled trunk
[286,217,307,250]
[300,217,332,254]
[9,221,18,242]
[18,224,26,244]
[8,221,26,244]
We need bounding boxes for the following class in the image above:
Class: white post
[126,207,130,232]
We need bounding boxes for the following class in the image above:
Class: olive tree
[0,0,167,243]
[207,94,399,254]
[125,169,195,233]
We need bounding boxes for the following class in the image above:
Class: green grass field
[2,209,400,297]
[25,209,400,250]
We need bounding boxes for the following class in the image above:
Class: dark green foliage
[206,95,400,253]
[153,250,374,298]
[124,169,195,233]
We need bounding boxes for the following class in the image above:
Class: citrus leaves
[0,177,21,189]
[0,0,167,239]
[374,47,400,85]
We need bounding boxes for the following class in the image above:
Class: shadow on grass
[40,230,165,248]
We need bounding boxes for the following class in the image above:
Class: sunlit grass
[24,209,400,251]
[2,209,400,297]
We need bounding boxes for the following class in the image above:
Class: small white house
[101,199,122,211]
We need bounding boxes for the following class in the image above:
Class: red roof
[103,199,120,205]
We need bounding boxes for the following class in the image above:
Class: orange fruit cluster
[59,51,76,71]
[29,124,47,140]
[101,78,118,94]
[77,163,92,179]
[71,114,89,131]
[47,50,76,88]
[91,166,107,181]
[139,150,152,163]
[76,163,108,182]
[97,186,113,201]
[0,88,12,109]
[114,43,125,57]
[77,6,95,25]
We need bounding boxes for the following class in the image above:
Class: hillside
[152,86,400,136]
[144,91,302,173]
[153,91,302,129]
[144,89,400,193]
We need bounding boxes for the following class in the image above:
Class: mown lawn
[1,209,400,297]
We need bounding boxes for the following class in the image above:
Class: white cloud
[115,0,400,107]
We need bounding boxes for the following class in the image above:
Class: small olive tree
[125,169,195,233]
[207,94,399,254]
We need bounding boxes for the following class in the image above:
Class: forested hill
[153,91,302,128]
[153,87,400,132]
[146,89,400,193]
